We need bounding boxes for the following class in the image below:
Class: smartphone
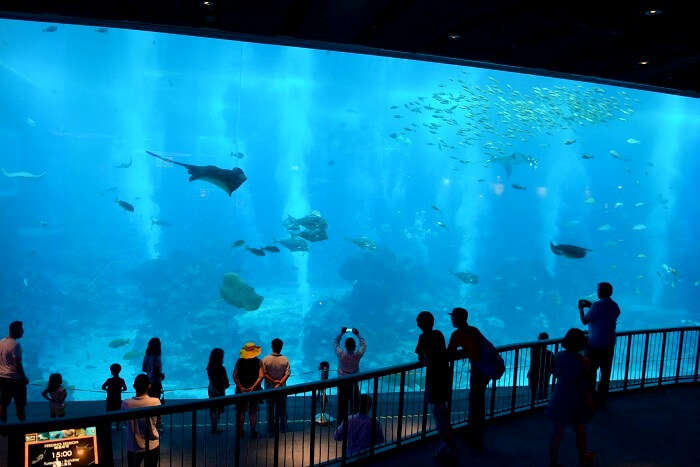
[345,328,353,333]
[578,299,592,308]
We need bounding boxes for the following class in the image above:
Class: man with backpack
[448,307,504,451]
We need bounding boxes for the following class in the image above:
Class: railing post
[421,370,429,439]
[234,403,241,467]
[192,409,197,467]
[658,331,667,386]
[396,371,406,446]
[511,348,519,414]
[489,378,496,419]
[273,393,280,467]
[675,330,685,384]
[447,360,455,416]
[309,389,317,466]
[695,331,700,383]
[640,332,650,388]
[370,376,380,453]
[623,334,632,391]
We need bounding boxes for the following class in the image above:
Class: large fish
[284,211,328,232]
[146,151,246,196]
[485,152,539,178]
[277,236,309,252]
[550,242,591,259]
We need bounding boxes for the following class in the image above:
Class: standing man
[579,282,620,407]
[121,374,161,467]
[447,307,487,450]
[0,321,28,422]
[415,311,455,459]
[262,338,291,434]
[334,327,366,423]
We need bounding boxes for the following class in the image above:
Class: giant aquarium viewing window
[1,19,698,400]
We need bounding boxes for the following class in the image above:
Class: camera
[345,327,353,333]
[578,299,592,308]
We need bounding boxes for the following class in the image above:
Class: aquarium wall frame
[0,11,698,99]
[2,326,699,466]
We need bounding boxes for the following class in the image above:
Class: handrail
[1,325,697,435]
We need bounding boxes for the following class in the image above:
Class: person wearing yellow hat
[233,342,264,438]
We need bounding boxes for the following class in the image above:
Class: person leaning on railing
[446,307,488,451]
[578,282,621,407]
[415,311,456,460]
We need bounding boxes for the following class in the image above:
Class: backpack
[472,332,506,381]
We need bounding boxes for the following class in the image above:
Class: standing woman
[233,342,264,438]
[207,348,230,433]
[143,338,165,402]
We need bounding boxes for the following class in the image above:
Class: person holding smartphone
[334,327,366,423]
[578,282,620,407]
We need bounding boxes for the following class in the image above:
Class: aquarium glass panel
[1,19,698,400]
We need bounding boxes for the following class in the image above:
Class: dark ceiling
[1,1,698,96]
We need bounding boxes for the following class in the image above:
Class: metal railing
[1,326,698,466]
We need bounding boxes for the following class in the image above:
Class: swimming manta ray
[485,152,539,178]
[146,151,247,196]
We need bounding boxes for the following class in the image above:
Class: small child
[102,363,127,412]
[41,373,67,418]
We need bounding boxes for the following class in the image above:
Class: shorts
[0,378,27,407]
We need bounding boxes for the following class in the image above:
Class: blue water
[1,19,699,401]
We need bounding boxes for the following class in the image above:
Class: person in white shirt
[334,328,366,423]
[121,374,161,467]
[262,338,291,433]
[0,321,28,422]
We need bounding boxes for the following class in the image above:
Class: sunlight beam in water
[123,33,160,259]
[278,48,314,317]
[649,99,685,304]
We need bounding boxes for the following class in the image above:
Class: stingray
[2,168,46,178]
[146,151,246,196]
[550,242,591,259]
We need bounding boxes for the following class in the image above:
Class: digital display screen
[25,426,98,466]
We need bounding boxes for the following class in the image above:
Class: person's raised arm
[121,379,127,392]
[101,380,109,391]
[41,388,50,401]
[579,305,590,325]
[335,330,344,356]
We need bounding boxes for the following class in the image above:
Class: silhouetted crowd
[0,282,620,467]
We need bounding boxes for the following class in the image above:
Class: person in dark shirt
[447,307,488,450]
[415,311,455,459]
[102,363,127,430]
[578,282,621,407]
[528,332,555,401]
[207,348,230,433]
[234,342,263,438]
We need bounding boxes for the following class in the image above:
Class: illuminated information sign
[25,426,99,466]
